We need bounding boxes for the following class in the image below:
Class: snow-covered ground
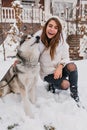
[0,59,87,130]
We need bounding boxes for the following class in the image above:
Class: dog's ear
[35,36,40,43]
[20,35,27,45]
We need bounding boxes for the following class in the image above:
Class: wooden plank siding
[2,0,13,7]
[2,0,44,7]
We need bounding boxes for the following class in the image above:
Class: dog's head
[20,35,40,46]
[17,36,40,66]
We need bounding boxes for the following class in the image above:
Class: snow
[0,23,20,61]
[0,59,87,130]
[0,59,16,81]
[12,0,23,8]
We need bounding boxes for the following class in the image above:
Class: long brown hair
[41,17,62,60]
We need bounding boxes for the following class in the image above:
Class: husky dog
[0,35,40,118]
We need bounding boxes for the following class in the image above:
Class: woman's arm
[54,64,64,79]
[60,43,70,66]
[54,43,69,79]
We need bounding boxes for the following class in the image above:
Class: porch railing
[0,7,44,23]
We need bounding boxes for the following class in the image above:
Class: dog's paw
[24,104,34,118]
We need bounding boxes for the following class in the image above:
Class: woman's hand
[54,64,63,79]
[13,60,19,67]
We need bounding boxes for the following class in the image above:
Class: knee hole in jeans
[61,80,70,90]
[66,63,77,72]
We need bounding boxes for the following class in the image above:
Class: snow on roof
[12,0,23,8]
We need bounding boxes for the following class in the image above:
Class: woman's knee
[61,80,70,90]
[66,63,77,72]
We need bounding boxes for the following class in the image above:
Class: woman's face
[46,20,58,39]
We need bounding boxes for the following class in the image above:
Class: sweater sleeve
[60,43,70,66]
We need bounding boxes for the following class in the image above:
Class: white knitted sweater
[33,30,70,80]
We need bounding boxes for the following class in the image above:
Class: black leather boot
[70,85,79,102]
[48,83,55,93]
[68,69,79,102]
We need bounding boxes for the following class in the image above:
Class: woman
[36,17,79,102]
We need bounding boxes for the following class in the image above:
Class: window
[21,0,35,6]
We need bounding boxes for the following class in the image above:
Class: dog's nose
[35,36,40,43]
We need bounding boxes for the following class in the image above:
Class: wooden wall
[2,0,44,7]
[39,0,44,6]
[2,0,14,7]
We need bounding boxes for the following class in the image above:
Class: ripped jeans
[44,62,78,95]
